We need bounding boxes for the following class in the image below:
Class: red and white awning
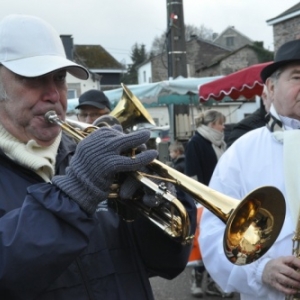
[199,62,273,102]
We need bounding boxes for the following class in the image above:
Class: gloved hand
[52,125,158,214]
[119,167,177,208]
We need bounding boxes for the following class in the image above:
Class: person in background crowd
[76,89,111,124]
[185,109,226,184]
[200,39,300,300]
[169,141,185,173]
[168,140,187,203]
[0,14,196,299]
[185,109,233,298]
[226,85,272,148]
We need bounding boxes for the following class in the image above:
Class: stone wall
[273,16,300,51]
[197,47,260,77]
[187,39,229,73]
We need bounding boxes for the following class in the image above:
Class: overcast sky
[0,0,299,64]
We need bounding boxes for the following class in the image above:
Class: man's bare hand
[262,256,300,296]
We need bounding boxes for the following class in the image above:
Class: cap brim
[2,55,89,80]
[75,101,107,109]
[261,59,300,83]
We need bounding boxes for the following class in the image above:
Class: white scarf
[0,124,61,182]
[197,125,226,160]
[270,104,300,227]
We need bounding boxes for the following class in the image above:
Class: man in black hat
[199,39,300,300]
[76,89,111,124]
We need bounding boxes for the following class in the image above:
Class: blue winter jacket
[0,133,196,300]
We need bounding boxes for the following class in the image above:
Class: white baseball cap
[0,14,89,79]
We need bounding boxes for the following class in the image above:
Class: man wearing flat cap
[76,89,111,124]
[200,39,300,300]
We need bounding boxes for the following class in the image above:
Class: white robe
[200,126,293,300]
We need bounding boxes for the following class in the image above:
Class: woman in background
[185,109,232,298]
[185,109,226,185]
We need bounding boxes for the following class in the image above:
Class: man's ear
[265,78,275,101]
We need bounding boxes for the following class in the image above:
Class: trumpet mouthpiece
[45,111,58,123]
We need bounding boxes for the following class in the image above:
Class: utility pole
[167,0,187,79]
[166,0,188,142]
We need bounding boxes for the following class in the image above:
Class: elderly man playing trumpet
[0,14,196,299]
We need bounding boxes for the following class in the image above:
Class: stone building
[267,2,300,51]
[151,38,231,82]
[213,26,254,51]
[135,26,272,142]
[196,43,272,77]
[137,26,272,84]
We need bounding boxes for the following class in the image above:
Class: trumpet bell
[110,83,156,129]
[148,159,286,265]
[225,186,285,265]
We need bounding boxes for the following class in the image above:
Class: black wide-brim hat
[261,39,300,83]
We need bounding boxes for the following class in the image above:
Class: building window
[68,89,77,99]
[226,36,234,47]
[143,71,146,83]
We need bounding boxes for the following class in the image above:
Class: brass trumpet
[46,110,192,244]
[46,83,286,265]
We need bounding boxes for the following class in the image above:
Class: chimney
[60,35,74,60]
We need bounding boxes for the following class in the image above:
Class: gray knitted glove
[52,125,158,214]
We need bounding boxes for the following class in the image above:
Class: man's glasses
[77,112,104,119]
